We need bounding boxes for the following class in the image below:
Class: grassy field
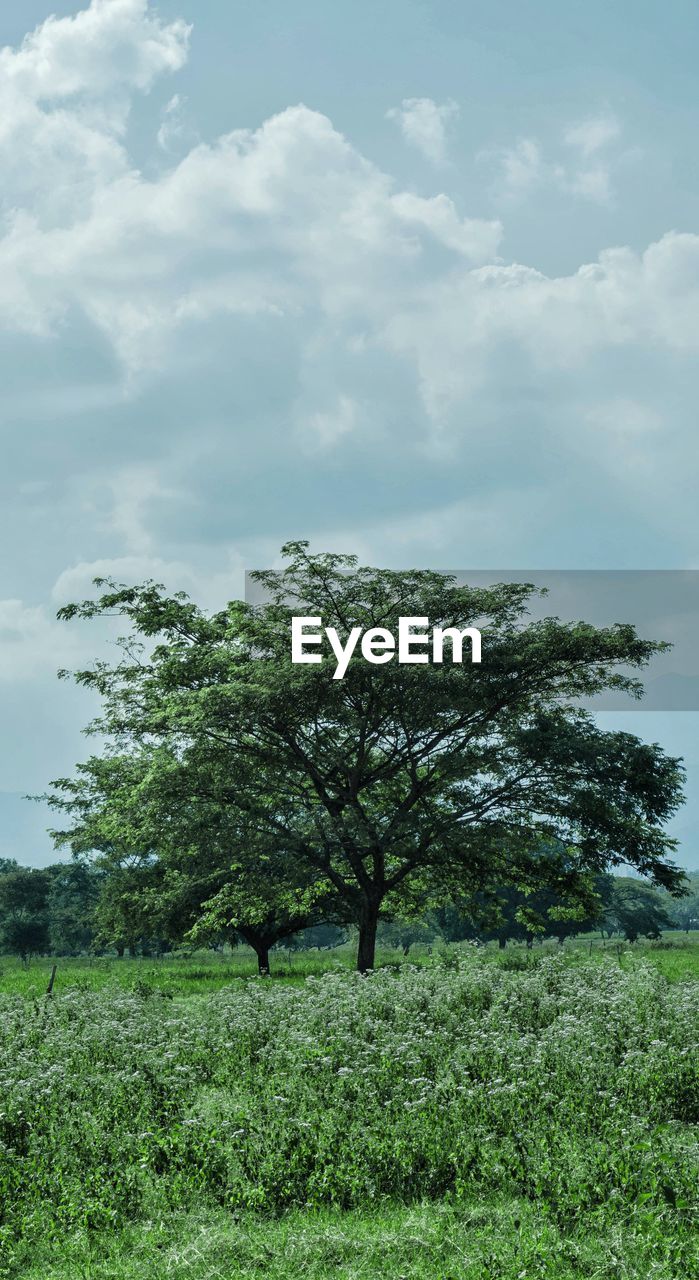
[13,1200,699,1280]
[0,940,697,1278]
[1,931,698,998]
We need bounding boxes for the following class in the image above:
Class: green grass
[612,937,699,983]
[10,1200,699,1280]
[0,945,384,998]
[1,932,697,1000]
[0,943,697,1277]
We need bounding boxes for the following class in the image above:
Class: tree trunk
[357,902,380,973]
[238,927,273,975]
[253,943,270,976]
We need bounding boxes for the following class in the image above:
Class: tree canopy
[49,541,686,970]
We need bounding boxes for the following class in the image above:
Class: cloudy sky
[1,0,698,867]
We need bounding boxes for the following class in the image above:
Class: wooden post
[46,964,57,996]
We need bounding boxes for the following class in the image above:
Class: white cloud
[491,138,543,198]
[0,6,695,462]
[99,465,185,554]
[391,192,502,259]
[386,97,458,164]
[564,165,613,204]
[564,114,620,158]
[0,0,190,100]
[377,233,699,429]
[0,6,696,465]
[487,114,623,206]
[304,395,358,450]
[52,555,248,612]
[0,0,190,233]
[306,488,554,563]
[0,8,677,420]
[585,397,661,438]
[0,94,502,366]
[0,599,83,681]
[560,114,621,205]
[157,93,197,153]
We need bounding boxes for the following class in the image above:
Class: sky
[0,0,698,868]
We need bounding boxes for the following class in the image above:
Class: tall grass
[0,952,697,1273]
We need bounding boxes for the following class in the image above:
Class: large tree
[52,542,685,971]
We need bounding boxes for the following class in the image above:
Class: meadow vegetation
[0,945,697,1278]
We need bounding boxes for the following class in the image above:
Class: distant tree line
[1,854,697,966]
[0,858,101,963]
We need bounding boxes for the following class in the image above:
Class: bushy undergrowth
[0,956,697,1269]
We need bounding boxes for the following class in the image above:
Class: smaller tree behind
[601,877,674,942]
[664,872,699,933]
[46,861,101,955]
[0,868,51,963]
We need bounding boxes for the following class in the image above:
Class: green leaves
[52,544,686,970]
